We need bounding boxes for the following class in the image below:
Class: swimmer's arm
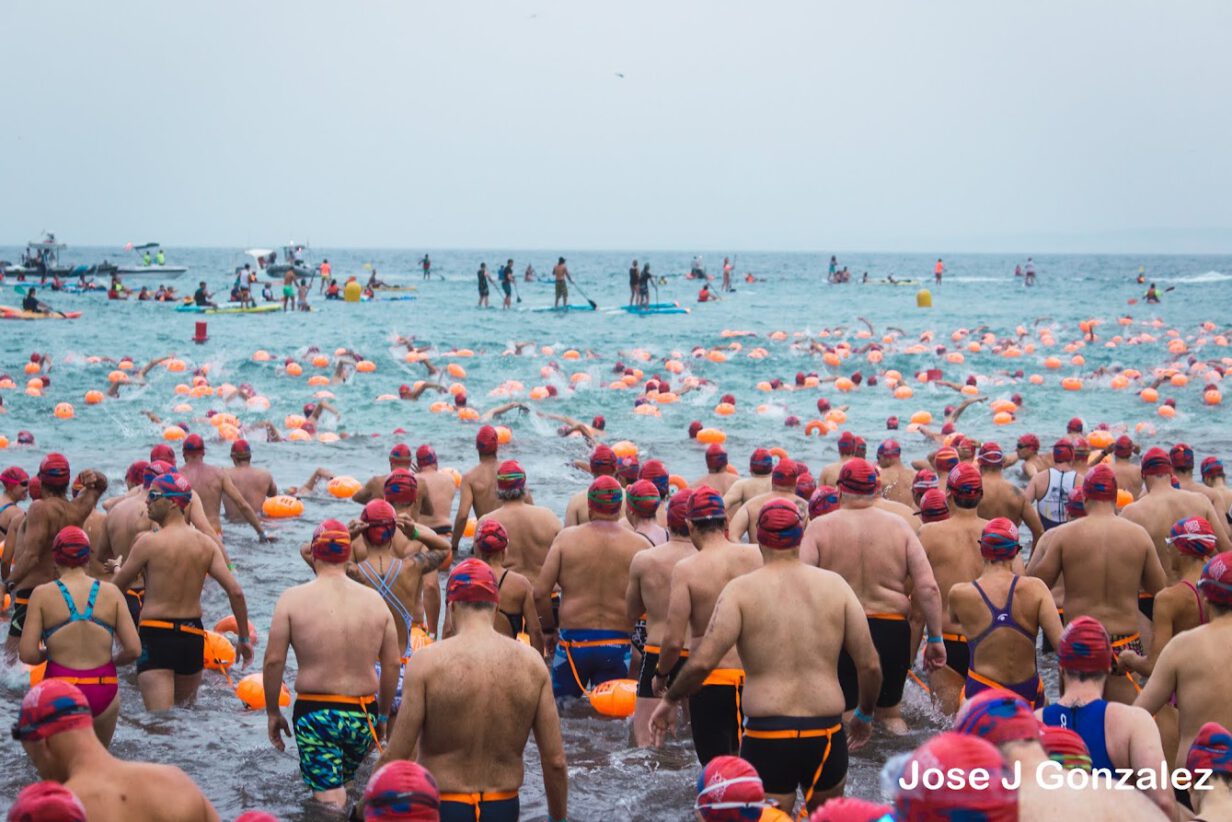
[1033,580,1064,655]
[17,588,46,664]
[947,397,986,424]
[480,401,528,421]
[721,485,744,519]
[657,566,691,672]
[904,532,943,640]
[728,504,751,543]
[664,587,741,702]
[88,524,111,578]
[1132,639,1178,716]
[110,535,149,592]
[1140,539,1167,597]
[1126,593,1176,677]
[1028,534,1061,588]
[1020,496,1044,544]
[11,501,50,583]
[533,540,563,632]
[522,583,544,653]
[262,596,292,725]
[219,475,267,541]
[110,584,141,665]
[376,613,398,725]
[142,410,164,425]
[207,546,251,667]
[450,479,475,553]
[840,585,882,720]
[532,669,568,821]
[417,491,435,520]
[624,557,647,627]
[798,526,821,568]
[352,480,376,505]
[378,648,425,767]
[137,356,170,379]
[1203,499,1232,552]
[266,474,279,497]
[1124,707,1176,817]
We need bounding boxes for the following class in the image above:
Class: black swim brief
[137,617,205,676]
[740,715,848,801]
[124,588,145,627]
[636,646,686,698]
[689,668,745,766]
[944,633,970,679]
[7,588,33,639]
[837,615,910,710]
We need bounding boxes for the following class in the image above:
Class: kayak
[175,303,283,315]
[627,306,689,316]
[372,285,417,293]
[869,279,916,286]
[529,304,596,313]
[0,305,81,320]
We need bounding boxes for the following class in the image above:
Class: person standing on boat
[142,250,151,266]
[155,248,165,266]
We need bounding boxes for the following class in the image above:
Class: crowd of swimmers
[4,413,1232,820]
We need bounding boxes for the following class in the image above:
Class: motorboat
[103,243,188,279]
[2,233,97,279]
[245,242,316,281]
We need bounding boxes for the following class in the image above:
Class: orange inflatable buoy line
[589,678,637,718]
[214,615,260,646]
[696,428,726,444]
[235,673,291,710]
[327,476,362,499]
[203,630,236,671]
[262,495,304,519]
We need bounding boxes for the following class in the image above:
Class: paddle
[41,301,67,319]
[570,277,597,310]
[512,271,522,304]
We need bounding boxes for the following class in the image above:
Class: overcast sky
[3,1,1229,253]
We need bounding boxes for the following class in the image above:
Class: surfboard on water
[175,303,284,315]
[626,306,690,316]
[528,304,597,313]
[618,302,681,312]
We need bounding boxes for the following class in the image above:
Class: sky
[3,1,1230,253]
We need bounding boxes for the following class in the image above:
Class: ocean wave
[1157,271,1230,283]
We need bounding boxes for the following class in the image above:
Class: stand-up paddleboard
[529,304,597,313]
[175,303,284,315]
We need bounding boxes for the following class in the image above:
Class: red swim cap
[27,477,41,500]
[1,465,29,488]
[1199,551,1232,607]
[695,755,766,822]
[362,499,397,543]
[1058,616,1112,673]
[749,448,773,476]
[1186,722,1232,776]
[837,431,857,457]
[1016,434,1039,451]
[795,472,817,501]
[311,519,352,564]
[954,687,1041,744]
[1052,438,1074,463]
[496,460,526,493]
[977,441,1004,466]
[231,439,252,458]
[149,472,193,510]
[688,420,703,438]
[13,680,93,742]
[616,456,640,484]
[895,733,1017,821]
[592,415,606,431]
[52,526,90,567]
[182,433,205,453]
[38,453,71,489]
[587,475,623,516]
[877,439,901,459]
[627,479,662,519]
[1114,435,1134,458]
[1082,464,1117,502]
[912,469,938,494]
[7,781,87,822]
[1170,442,1195,471]
[933,446,959,473]
[947,463,983,503]
[1040,725,1092,771]
[689,486,726,521]
[837,458,878,496]
[125,460,147,487]
[705,444,728,472]
[363,760,440,821]
[447,558,499,604]
[416,444,437,466]
[1140,447,1173,477]
[384,469,418,505]
[1065,486,1086,519]
[809,486,840,518]
[475,425,499,456]
[234,814,280,822]
[590,445,617,475]
[808,797,892,821]
[771,458,799,488]
[757,498,803,550]
[979,518,1020,560]
[473,519,509,555]
[1201,456,1225,479]
[640,459,670,496]
[917,488,951,523]
[667,489,693,533]
[1067,417,1084,433]
[389,443,413,465]
[149,443,176,465]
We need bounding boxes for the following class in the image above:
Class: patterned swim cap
[616,455,641,484]
[589,445,617,475]
[362,500,397,545]
[1113,435,1134,458]
[1,465,30,488]
[640,459,670,497]
[383,469,418,505]
[1140,447,1173,477]
[954,687,1041,745]
[7,781,88,822]
[143,460,171,489]
[149,443,176,466]
[473,519,509,555]
[749,448,773,476]
[182,433,205,454]
[446,558,499,604]
[415,444,437,467]
[1186,722,1232,777]
[877,439,902,459]
[1052,439,1074,463]
[1199,552,1232,607]
[809,486,841,519]
[1041,725,1092,771]
[1168,516,1218,558]
[363,761,440,821]
[705,444,728,472]
[946,463,983,504]
[475,425,499,456]
[231,439,252,459]
[689,485,726,522]
[977,441,1004,466]
[694,755,765,822]
[771,458,799,488]
[389,443,413,465]
[894,733,1017,822]
[933,446,959,473]
[52,526,91,567]
[627,479,662,519]
[1082,464,1117,502]
[587,475,624,516]
[979,518,1021,560]
[837,458,879,496]
[1170,443,1195,472]
[37,452,71,489]
[756,499,803,550]
[917,488,950,523]
[667,489,694,534]
[1201,456,1225,479]
[1065,486,1086,519]
[149,472,192,510]
[795,472,817,501]
[311,519,352,564]
[837,431,857,457]
[1057,616,1112,673]
[912,469,938,494]
[1016,434,1040,451]
[12,680,93,742]
[496,460,527,493]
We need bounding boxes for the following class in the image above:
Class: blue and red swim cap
[1058,616,1111,673]
[1186,722,1232,777]
[589,445,617,476]
[749,448,773,476]
[917,488,950,523]
[627,479,662,519]
[689,485,726,522]
[149,472,192,510]
[809,486,840,518]
[979,518,1020,560]
[1141,447,1173,477]
[640,459,670,497]
[837,458,878,496]
[756,499,803,550]
[384,469,418,505]
[1168,516,1217,558]
[1082,464,1117,502]
[1170,442,1195,472]
[771,458,799,488]
[447,558,499,604]
[587,475,623,516]
[311,519,352,564]
[667,489,693,534]
[52,526,90,567]
[473,519,509,555]
[1199,551,1232,607]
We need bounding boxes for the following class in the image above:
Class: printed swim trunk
[292,698,376,792]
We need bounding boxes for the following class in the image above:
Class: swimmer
[6,455,107,657]
[476,460,562,591]
[411,443,457,542]
[450,426,503,555]
[874,440,915,508]
[14,680,222,821]
[1201,456,1232,523]
[462,519,544,652]
[728,458,808,544]
[693,756,795,821]
[818,432,859,487]
[264,520,400,810]
[354,445,434,524]
[18,526,140,746]
[0,465,30,548]
[1183,722,1232,820]
[1137,552,1232,785]
[975,441,1044,544]
[535,476,647,699]
[1028,465,1165,704]
[1025,439,1078,530]
[948,519,1060,709]
[378,559,568,822]
[1171,443,1230,513]
[1014,434,1047,480]
[653,487,761,765]
[652,500,881,815]
[626,479,669,545]
[352,500,449,710]
[800,459,946,733]
[111,472,252,711]
[721,448,775,520]
[1108,434,1144,498]
[222,439,278,523]
[564,445,625,526]
[918,464,994,714]
[178,435,269,541]
[540,411,605,444]
[689,444,738,495]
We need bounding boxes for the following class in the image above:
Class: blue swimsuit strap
[357,558,415,657]
[969,577,1035,660]
[43,579,113,639]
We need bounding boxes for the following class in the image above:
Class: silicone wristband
[853,707,874,724]
[927,635,944,644]
[377,714,389,724]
